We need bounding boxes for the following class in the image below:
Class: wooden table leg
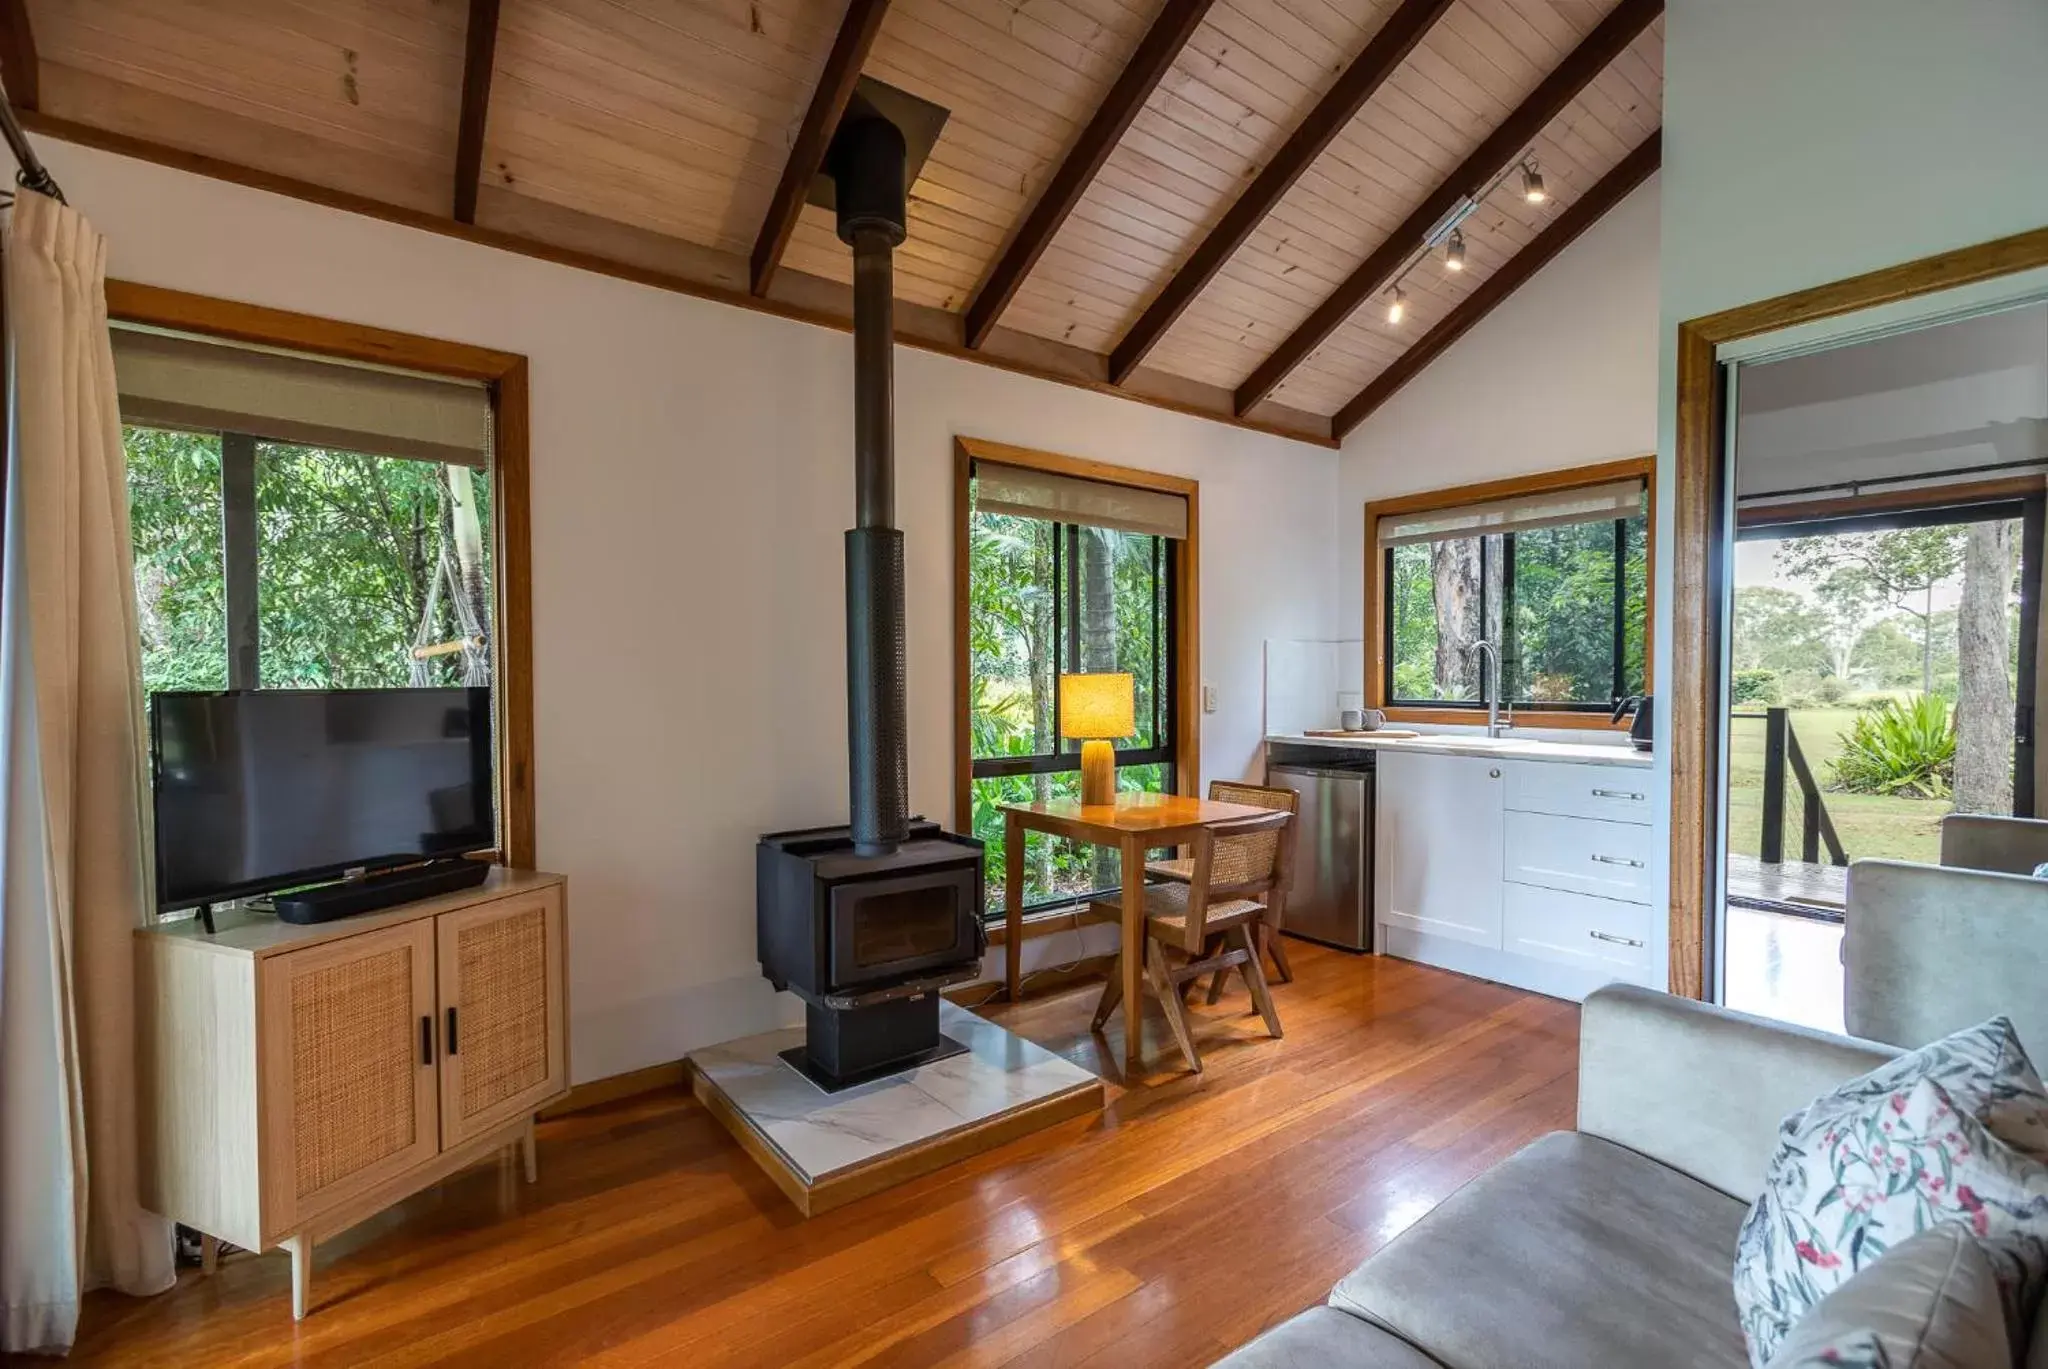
[1120,833,1146,1072]
[1004,810,1025,1002]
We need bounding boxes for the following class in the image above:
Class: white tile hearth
[689,1002,1103,1211]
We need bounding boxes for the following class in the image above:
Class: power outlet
[1202,684,1219,714]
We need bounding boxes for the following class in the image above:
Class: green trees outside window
[1388,511,1649,709]
[967,503,1174,917]
[126,425,494,696]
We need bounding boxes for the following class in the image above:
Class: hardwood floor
[57,945,1578,1368]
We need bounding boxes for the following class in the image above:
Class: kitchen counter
[1267,731,1653,768]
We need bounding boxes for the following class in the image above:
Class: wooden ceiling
[11,0,1663,447]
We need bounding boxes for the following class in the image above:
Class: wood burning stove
[756,95,987,1092]
[757,821,985,1089]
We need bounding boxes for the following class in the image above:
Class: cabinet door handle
[1591,788,1644,801]
[1590,929,1645,949]
[1591,854,1645,868]
[420,1015,434,1066]
[446,1006,459,1055]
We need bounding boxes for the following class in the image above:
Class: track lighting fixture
[1386,286,1407,325]
[1444,229,1466,272]
[1521,159,1547,204]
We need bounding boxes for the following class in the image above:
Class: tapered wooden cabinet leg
[283,1235,312,1321]
[522,1116,538,1184]
[199,1234,218,1276]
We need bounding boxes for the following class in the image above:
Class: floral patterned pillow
[1769,1330,1892,1369]
[1732,1016,2048,1367]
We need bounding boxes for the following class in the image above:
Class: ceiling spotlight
[1386,286,1407,325]
[1521,159,1547,204]
[1445,229,1466,272]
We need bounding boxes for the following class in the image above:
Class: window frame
[1364,455,1657,731]
[953,437,1201,918]
[107,281,537,867]
[964,520,1179,783]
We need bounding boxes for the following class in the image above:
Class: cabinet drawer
[1504,809,1654,903]
[1503,882,1654,980]
[1504,762,1652,825]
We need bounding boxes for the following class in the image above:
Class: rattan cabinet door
[436,889,566,1146]
[259,920,439,1243]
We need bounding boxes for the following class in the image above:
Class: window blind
[1378,478,1645,548]
[972,460,1188,540]
[111,325,493,467]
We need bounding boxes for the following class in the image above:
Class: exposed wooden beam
[1105,0,1454,385]
[20,111,1334,448]
[0,0,38,113]
[963,0,1218,350]
[1236,0,1662,414]
[750,0,891,297]
[452,0,500,224]
[1334,131,1660,439]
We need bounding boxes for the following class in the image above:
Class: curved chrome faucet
[1466,640,1513,739]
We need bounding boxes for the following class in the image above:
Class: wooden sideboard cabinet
[135,869,569,1319]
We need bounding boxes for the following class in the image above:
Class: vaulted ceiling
[10,0,1663,447]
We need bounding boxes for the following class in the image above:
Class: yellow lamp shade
[1059,672,1135,740]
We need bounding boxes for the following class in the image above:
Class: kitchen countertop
[1267,731,1654,768]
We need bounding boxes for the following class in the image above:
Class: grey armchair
[1844,835,2048,1052]
[1940,811,2048,874]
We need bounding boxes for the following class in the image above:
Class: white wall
[1651,0,2048,989]
[1338,176,1662,644]
[45,141,1342,1083]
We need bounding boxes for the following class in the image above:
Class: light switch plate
[1202,684,1219,714]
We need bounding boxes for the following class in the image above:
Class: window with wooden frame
[1364,457,1656,729]
[106,283,537,868]
[953,438,1199,919]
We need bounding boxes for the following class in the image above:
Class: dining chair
[1145,780,1300,985]
[1086,809,1294,1074]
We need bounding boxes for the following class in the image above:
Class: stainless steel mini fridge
[1265,742,1374,952]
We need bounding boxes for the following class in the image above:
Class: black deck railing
[1759,706,1848,867]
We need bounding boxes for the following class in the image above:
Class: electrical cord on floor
[956,920,1096,1011]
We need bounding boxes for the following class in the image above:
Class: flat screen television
[150,687,495,912]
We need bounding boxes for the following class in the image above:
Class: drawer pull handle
[1590,930,1645,949]
[1591,854,1645,868]
[420,1015,434,1066]
[1591,788,1644,802]
[446,1006,459,1056]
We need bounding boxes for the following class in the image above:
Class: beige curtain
[0,191,175,1353]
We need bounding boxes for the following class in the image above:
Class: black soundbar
[272,860,491,924]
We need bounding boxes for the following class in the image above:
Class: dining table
[998,792,1279,1070]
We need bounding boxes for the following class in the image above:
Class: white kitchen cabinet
[1504,809,1656,903]
[1502,883,1656,982]
[1368,745,1660,1001]
[1374,750,1505,949]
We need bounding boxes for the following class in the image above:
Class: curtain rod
[0,76,63,204]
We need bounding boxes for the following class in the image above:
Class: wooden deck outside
[1727,853,1846,919]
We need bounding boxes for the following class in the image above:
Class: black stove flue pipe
[835,114,910,858]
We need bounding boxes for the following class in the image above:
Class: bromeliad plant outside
[1831,695,1956,799]
[968,504,1172,915]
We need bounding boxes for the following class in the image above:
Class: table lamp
[1060,672,1135,807]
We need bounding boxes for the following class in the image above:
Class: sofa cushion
[1329,1131,1751,1369]
[1208,1306,1447,1368]
[1762,1224,2011,1369]
[1732,1016,2048,1365]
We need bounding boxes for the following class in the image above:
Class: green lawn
[1727,708,1946,866]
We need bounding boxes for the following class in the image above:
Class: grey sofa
[1214,983,2048,1368]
